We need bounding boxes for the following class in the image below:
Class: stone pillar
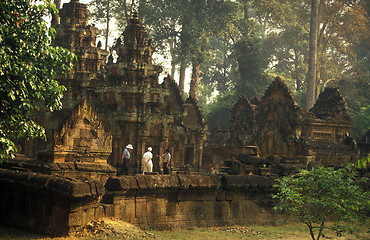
[139,137,148,173]
[198,134,205,169]
[112,136,121,166]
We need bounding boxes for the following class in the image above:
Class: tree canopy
[273,167,369,240]
[0,0,75,159]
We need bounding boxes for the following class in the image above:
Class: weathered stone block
[150,175,172,189]
[102,204,114,217]
[194,175,219,188]
[135,175,149,190]
[225,191,246,201]
[114,198,136,222]
[105,176,138,191]
[50,205,70,235]
[68,210,85,227]
[216,189,226,201]
[213,201,231,218]
[95,205,105,219]
[221,175,274,191]
[176,189,198,201]
[169,175,181,188]
[177,174,191,188]
[69,200,98,213]
[146,197,167,224]
[135,196,148,218]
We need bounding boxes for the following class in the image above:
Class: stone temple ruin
[205,78,358,175]
[0,0,367,236]
[17,0,207,177]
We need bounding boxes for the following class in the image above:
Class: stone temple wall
[103,174,279,229]
[0,169,280,236]
[0,169,104,236]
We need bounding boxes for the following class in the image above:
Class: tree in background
[88,0,370,132]
[140,0,240,98]
[306,0,319,110]
[89,0,138,49]
[199,0,277,128]
[273,167,369,240]
[352,105,370,138]
[305,0,370,109]
[202,91,237,131]
[0,0,75,159]
[335,1,370,114]
[235,36,272,99]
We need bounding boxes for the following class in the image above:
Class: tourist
[142,147,153,174]
[209,167,218,174]
[162,149,171,174]
[119,144,133,175]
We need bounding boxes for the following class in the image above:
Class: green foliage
[141,0,240,64]
[203,91,237,130]
[272,167,369,240]
[357,155,370,169]
[200,36,239,94]
[0,0,75,159]
[89,0,138,35]
[352,105,370,137]
[235,36,272,98]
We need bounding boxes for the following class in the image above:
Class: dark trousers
[163,162,171,174]
[117,159,129,175]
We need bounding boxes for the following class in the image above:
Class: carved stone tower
[54,0,108,101]
[23,0,112,169]
[100,13,207,173]
[107,13,161,86]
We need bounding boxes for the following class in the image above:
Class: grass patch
[149,223,370,240]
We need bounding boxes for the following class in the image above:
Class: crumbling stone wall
[0,169,279,236]
[2,157,116,182]
[0,169,104,236]
[104,174,279,230]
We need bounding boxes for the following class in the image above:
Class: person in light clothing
[142,147,153,174]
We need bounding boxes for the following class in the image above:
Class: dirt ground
[0,218,369,240]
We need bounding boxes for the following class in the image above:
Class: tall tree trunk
[51,0,61,26]
[305,0,319,110]
[242,0,249,20]
[189,62,200,101]
[105,0,110,50]
[179,62,187,93]
[170,58,176,78]
[170,20,177,77]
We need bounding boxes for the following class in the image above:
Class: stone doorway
[184,147,194,166]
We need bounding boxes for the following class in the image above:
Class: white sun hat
[126,144,133,149]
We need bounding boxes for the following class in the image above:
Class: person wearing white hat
[119,144,133,175]
[142,147,153,174]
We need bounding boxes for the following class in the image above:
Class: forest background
[81,0,369,137]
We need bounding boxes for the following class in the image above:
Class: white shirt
[142,151,153,164]
[163,153,171,163]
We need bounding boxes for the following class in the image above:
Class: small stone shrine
[206,77,358,175]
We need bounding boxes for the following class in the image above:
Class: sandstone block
[177,174,190,188]
[102,204,115,217]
